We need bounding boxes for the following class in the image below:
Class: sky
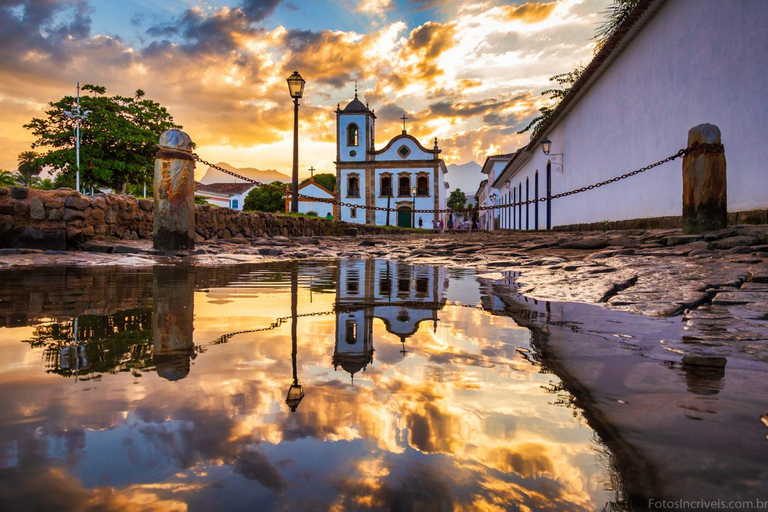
[0,0,611,178]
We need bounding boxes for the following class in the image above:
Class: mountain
[445,161,483,197]
[196,162,290,184]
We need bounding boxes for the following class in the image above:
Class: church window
[396,310,410,323]
[380,175,392,197]
[347,123,359,146]
[416,176,429,196]
[397,145,411,158]
[398,176,411,196]
[398,278,410,294]
[347,175,360,197]
[379,277,391,295]
[415,277,429,296]
[347,272,359,293]
[345,321,357,344]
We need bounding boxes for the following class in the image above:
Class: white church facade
[334,94,448,228]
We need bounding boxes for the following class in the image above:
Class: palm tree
[0,170,16,187]
[16,151,43,187]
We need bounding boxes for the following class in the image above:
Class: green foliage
[301,173,336,192]
[244,182,285,213]
[16,151,43,186]
[0,170,16,187]
[194,195,210,205]
[24,84,181,191]
[37,178,56,190]
[448,189,467,210]
[518,67,584,138]
[22,308,154,379]
[593,0,640,52]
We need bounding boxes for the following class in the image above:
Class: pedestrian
[418,217,423,229]
[447,215,454,232]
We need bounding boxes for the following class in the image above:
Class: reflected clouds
[0,261,616,510]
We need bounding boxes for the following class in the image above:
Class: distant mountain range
[197,163,290,184]
[445,161,482,198]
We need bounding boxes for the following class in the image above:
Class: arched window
[380,175,392,197]
[416,176,429,196]
[347,123,358,146]
[347,175,360,197]
[398,175,411,196]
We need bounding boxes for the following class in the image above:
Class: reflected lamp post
[386,177,392,227]
[285,263,305,412]
[286,71,305,213]
[63,82,91,194]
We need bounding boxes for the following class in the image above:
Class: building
[195,182,257,211]
[333,259,447,381]
[493,0,768,230]
[334,92,448,228]
[285,176,334,218]
[477,152,516,230]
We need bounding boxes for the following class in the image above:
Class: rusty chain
[162,142,722,215]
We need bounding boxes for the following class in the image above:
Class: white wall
[508,0,768,227]
[286,183,334,217]
[376,137,433,161]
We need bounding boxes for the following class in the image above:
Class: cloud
[501,1,557,23]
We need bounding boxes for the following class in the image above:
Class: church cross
[308,166,316,178]
[400,115,409,133]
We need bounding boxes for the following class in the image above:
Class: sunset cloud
[0,0,609,175]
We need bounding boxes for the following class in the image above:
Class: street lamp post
[286,71,306,213]
[411,185,417,229]
[63,82,91,194]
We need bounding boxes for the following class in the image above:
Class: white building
[194,182,257,210]
[477,152,516,230]
[494,0,768,229]
[333,259,447,381]
[334,93,448,228]
[285,177,334,218]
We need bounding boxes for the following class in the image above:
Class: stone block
[64,195,90,210]
[105,208,117,224]
[11,187,28,199]
[15,226,67,250]
[63,208,86,221]
[138,199,153,211]
[0,187,7,196]
[47,208,63,221]
[29,198,45,220]
[13,203,29,216]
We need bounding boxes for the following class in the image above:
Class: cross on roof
[400,114,409,133]
[308,166,316,178]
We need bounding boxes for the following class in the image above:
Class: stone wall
[0,187,398,250]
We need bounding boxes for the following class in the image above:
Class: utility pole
[63,83,91,194]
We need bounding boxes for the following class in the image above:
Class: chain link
[164,142,722,215]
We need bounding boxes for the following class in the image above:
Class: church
[334,92,448,228]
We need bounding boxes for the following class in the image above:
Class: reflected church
[333,260,447,380]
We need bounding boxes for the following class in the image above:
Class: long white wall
[507,0,767,228]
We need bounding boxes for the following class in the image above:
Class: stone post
[682,123,727,234]
[154,130,195,251]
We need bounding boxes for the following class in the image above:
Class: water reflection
[0,261,620,511]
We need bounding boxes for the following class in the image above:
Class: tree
[0,170,16,187]
[301,172,336,192]
[518,66,584,138]
[593,0,640,52]
[24,85,181,192]
[243,182,286,213]
[448,189,467,210]
[16,151,43,186]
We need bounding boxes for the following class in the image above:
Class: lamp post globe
[540,137,552,156]
[287,71,305,212]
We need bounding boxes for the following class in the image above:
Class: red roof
[195,182,257,196]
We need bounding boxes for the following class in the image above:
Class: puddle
[0,260,766,510]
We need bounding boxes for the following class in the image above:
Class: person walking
[418,217,423,229]
[447,215,454,232]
